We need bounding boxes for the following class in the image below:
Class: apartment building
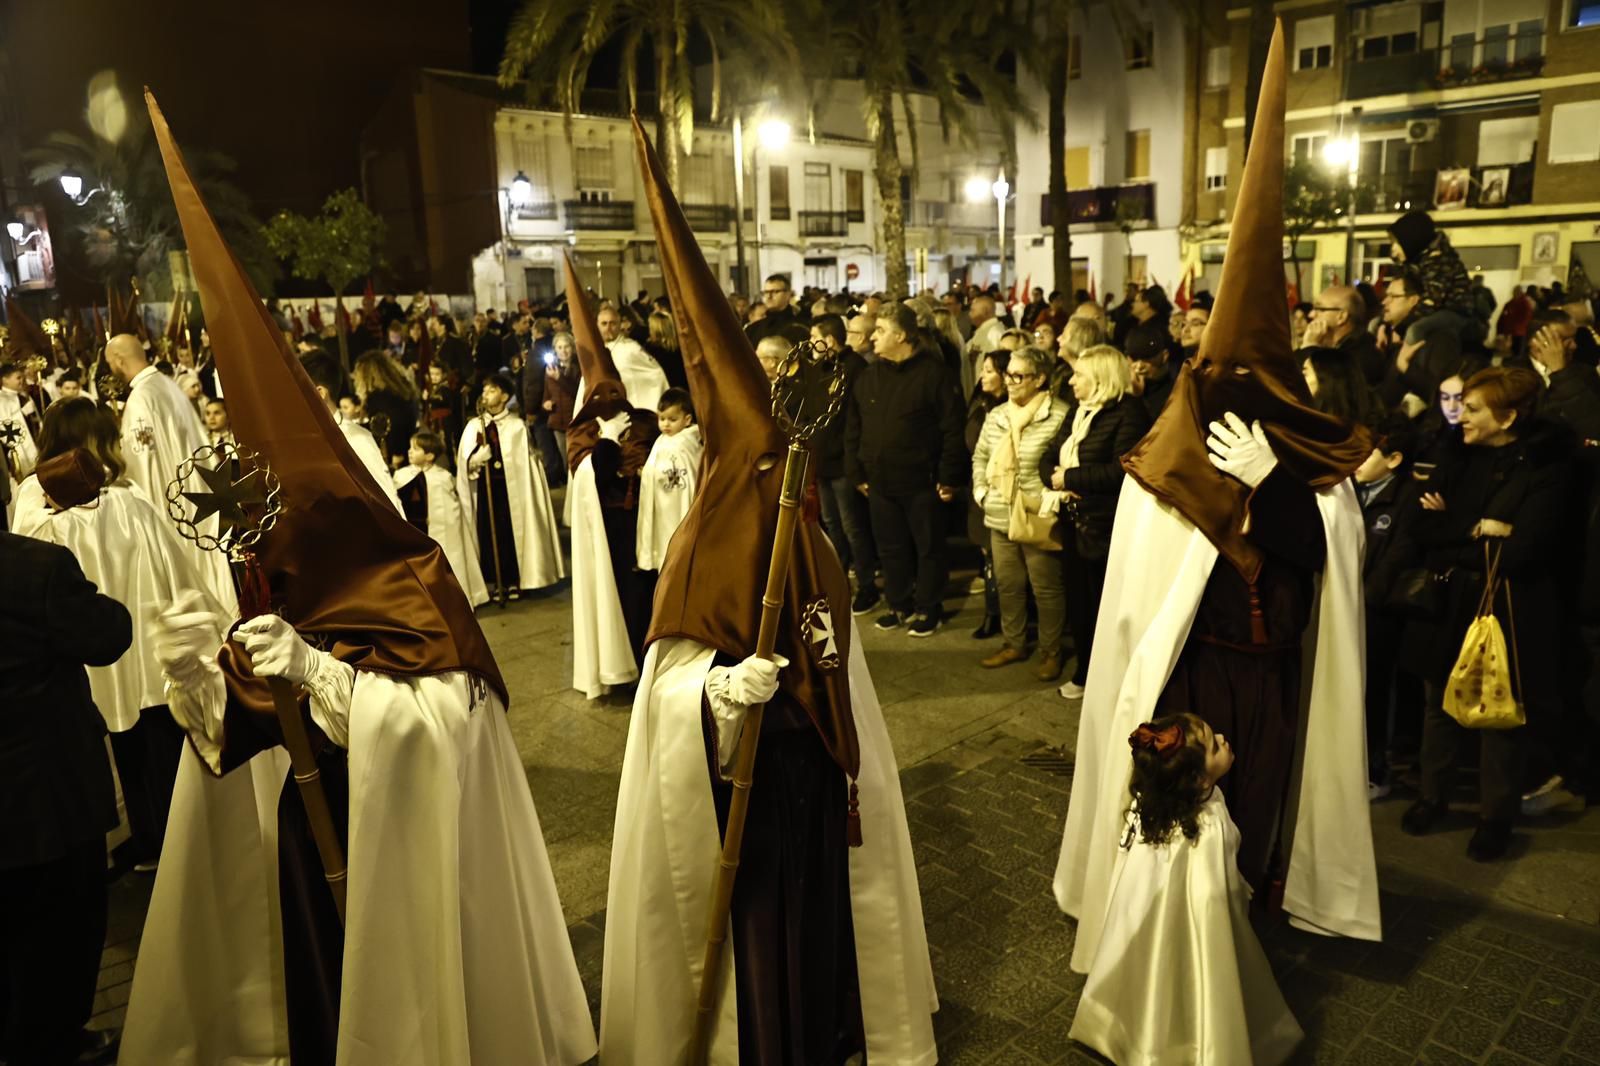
[1190,0,1600,309]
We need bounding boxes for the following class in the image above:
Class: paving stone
[1344,1036,1420,1065]
[1304,1000,1374,1050]
[1419,945,1488,986]
[1479,946,1546,989]
[1366,1002,1437,1053]
[1524,978,1588,1030]
[1436,1006,1504,1057]
[1459,979,1529,1024]
[1392,972,1466,1020]
[1498,1014,1571,1060]
[1566,1017,1600,1061]
[1417,1044,1481,1065]
[940,1013,1026,1065]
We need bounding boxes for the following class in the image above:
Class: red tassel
[237,550,272,621]
[1248,581,1268,646]
[846,782,863,847]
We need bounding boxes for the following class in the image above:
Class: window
[1549,100,1600,164]
[1448,32,1475,69]
[1483,23,1511,65]
[1125,129,1151,180]
[1068,34,1082,80]
[1477,115,1539,166]
[1064,146,1091,189]
[844,169,865,222]
[769,164,791,220]
[1205,45,1231,88]
[1359,4,1420,60]
[511,133,554,216]
[1295,15,1333,70]
[1125,21,1153,70]
[1572,2,1600,29]
[1514,18,1545,61]
[1204,146,1228,191]
[574,145,613,200]
[1291,133,1328,165]
[803,162,831,212]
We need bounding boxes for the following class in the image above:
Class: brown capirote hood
[3,295,50,362]
[1120,20,1369,582]
[146,89,507,710]
[563,250,658,476]
[633,112,859,784]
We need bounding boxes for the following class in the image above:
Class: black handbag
[1387,567,1449,619]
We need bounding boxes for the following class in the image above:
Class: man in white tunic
[575,301,669,414]
[600,114,937,1066]
[456,371,564,599]
[395,428,490,607]
[1053,22,1381,978]
[121,91,597,1066]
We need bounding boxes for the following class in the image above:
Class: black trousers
[1420,681,1526,824]
[108,706,185,863]
[817,476,878,587]
[0,839,108,1065]
[867,487,945,617]
[1060,540,1108,686]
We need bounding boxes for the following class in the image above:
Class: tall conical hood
[633,113,859,783]
[146,89,506,704]
[564,249,656,472]
[3,296,51,361]
[1120,20,1369,581]
[564,251,623,414]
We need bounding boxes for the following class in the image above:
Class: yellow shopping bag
[1443,542,1525,730]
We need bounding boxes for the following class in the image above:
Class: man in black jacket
[1377,270,1460,412]
[0,533,132,1066]
[1303,284,1385,386]
[745,274,808,347]
[845,305,965,636]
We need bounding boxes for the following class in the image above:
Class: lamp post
[500,170,532,310]
[992,171,1011,297]
[746,117,790,294]
[1324,110,1361,284]
[732,115,747,294]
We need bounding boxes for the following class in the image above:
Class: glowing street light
[58,170,85,200]
[1322,137,1357,170]
[964,175,991,204]
[509,170,532,209]
[757,118,791,151]
[5,221,23,241]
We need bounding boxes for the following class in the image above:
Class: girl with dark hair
[1069,711,1303,1065]
[1300,346,1384,429]
[966,350,1010,639]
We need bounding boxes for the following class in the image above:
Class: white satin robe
[456,411,564,591]
[567,454,637,699]
[635,425,702,572]
[393,464,490,607]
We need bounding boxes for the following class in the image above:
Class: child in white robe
[1070,712,1303,1066]
[395,430,490,607]
[635,387,703,572]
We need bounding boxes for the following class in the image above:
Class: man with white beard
[578,302,668,414]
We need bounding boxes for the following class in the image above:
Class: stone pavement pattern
[95,569,1600,1064]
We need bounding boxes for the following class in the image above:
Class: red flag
[1088,273,1097,303]
[1285,277,1301,311]
[1174,265,1192,312]
[308,300,324,332]
[363,279,376,317]
[290,303,305,343]
[336,298,351,334]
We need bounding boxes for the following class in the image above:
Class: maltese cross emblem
[663,462,688,491]
[0,419,22,452]
[801,597,840,670]
[131,418,156,452]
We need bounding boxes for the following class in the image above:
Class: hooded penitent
[146,90,505,761]
[633,113,860,790]
[2,296,50,362]
[564,251,658,476]
[1120,23,1369,582]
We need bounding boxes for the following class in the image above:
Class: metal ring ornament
[770,338,847,443]
[164,440,283,558]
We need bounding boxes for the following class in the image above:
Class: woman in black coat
[1039,345,1151,696]
[966,350,1010,638]
[1402,368,1572,861]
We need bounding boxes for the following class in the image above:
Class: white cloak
[600,628,938,1065]
[567,455,637,699]
[394,464,490,608]
[456,411,564,591]
[11,478,232,732]
[1069,789,1303,1066]
[1054,478,1380,975]
[575,337,669,415]
[120,672,598,1066]
[337,417,402,512]
[1,384,40,522]
[118,364,236,605]
[636,425,703,571]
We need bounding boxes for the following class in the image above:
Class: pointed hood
[3,296,51,361]
[1120,20,1369,582]
[564,251,658,472]
[146,89,506,704]
[633,113,859,784]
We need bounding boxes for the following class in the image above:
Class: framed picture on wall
[1532,231,1559,264]
[1479,167,1510,207]
[1434,168,1470,210]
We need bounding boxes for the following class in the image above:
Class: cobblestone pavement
[96,552,1600,1064]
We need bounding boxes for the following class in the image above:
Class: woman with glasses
[970,347,1070,681]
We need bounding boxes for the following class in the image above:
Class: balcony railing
[799,210,849,236]
[682,203,734,231]
[562,200,635,230]
[514,202,558,222]
[1038,182,1155,227]
[1347,36,1546,99]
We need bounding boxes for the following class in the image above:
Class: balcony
[562,200,635,230]
[682,203,734,231]
[1038,182,1155,228]
[1359,161,1534,212]
[799,210,849,237]
[513,202,557,222]
[1347,34,1546,99]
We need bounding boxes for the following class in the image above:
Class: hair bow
[1128,721,1184,756]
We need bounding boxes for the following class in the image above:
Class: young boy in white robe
[395,430,490,607]
[635,387,703,572]
[1070,712,1302,1066]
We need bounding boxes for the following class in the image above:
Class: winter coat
[845,347,967,495]
[965,388,1005,545]
[816,350,871,481]
[970,393,1069,534]
[1037,396,1151,557]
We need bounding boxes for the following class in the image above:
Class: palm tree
[497,0,801,189]
[807,0,1038,298]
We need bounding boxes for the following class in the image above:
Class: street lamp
[757,119,791,151]
[509,170,532,210]
[992,171,1012,296]
[58,170,85,200]
[1325,114,1362,282]
[500,171,534,311]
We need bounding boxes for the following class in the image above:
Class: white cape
[120,673,597,1066]
[1054,478,1380,975]
[1,385,39,522]
[11,478,230,732]
[567,455,637,699]
[636,426,702,572]
[457,413,564,590]
[575,337,669,415]
[600,629,938,1066]
[394,464,490,607]
[1069,790,1303,1066]
[337,418,402,513]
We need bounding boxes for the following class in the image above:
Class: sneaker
[1058,680,1086,700]
[875,611,907,631]
[132,859,159,874]
[851,586,882,616]
[908,613,940,638]
[1521,775,1583,816]
[1367,781,1392,802]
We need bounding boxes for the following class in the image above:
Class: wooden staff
[473,400,509,607]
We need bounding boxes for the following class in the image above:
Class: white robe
[118,364,235,605]
[575,337,669,414]
[1069,789,1303,1066]
[11,478,231,732]
[456,411,564,591]
[1,384,39,522]
[120,672,598,1066]
[567,455,636,699]
[600,628,938,1065]
[337,417,402,512]
[636,426,703,572]
[1054,479,1380,975]
[394,464,490,607]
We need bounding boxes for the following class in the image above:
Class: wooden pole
[267,675,348,921]
[688,436,811,1064]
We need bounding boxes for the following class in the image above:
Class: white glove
[704,654,789,780]
[235,614,322,686]
[468,444,491,473]
[151,590,225,688]
[598,411,631,442]
[1206,412,1278,489]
